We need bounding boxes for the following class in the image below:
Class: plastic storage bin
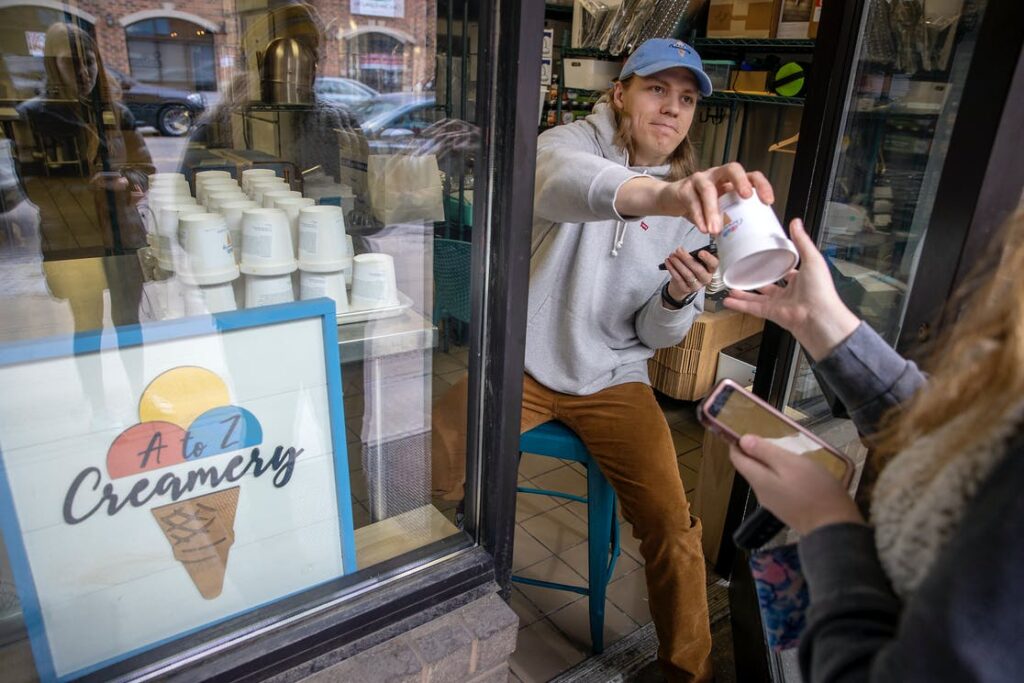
[702,60,736,92]
[563,58,621,92]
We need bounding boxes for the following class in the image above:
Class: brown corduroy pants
[432,373,713,682]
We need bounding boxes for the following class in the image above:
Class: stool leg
[586,463,615,654]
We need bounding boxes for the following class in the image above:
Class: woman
[18,22,154,254]
[725,210,1024,681]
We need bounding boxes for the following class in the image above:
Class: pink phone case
[698,378,855,487]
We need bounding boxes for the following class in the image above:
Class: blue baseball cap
[618,38,713,97]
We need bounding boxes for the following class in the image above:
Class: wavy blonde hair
[603,77,698,182]
[873,208,1024,464]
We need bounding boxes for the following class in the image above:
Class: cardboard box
[777,0,814,39]
[716,332,762,388]
[650,309,764,401]
[707,0,778,38]
[731,70,771,94]
[808,0,823,38]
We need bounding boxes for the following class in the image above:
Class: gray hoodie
[526,102,709,396]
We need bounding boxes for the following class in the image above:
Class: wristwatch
[661,282,699,310]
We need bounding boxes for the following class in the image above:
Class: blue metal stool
[512,421,621,653]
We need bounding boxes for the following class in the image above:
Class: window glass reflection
[0,1,478,679]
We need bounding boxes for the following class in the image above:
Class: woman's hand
[664,248,718,303]
[730,435,865,536]
[723,218,861,361]
[615,163,774,234]
[656,162,774,235]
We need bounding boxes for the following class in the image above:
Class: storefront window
[0,1,486,679]
[778,1,991,460]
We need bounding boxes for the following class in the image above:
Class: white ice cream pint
[715,191,799,290]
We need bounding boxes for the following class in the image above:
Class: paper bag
[367,154,444,226]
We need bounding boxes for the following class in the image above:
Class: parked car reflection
[108,69,206,137]
[356,95,440,152]
[313,76,377,108]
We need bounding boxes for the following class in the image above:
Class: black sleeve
[797,445,1024,682]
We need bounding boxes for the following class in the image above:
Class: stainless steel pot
[260,37,315,104]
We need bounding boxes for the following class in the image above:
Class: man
[433,39,774,681]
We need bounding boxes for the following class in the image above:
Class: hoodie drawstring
[611,220,625,257]
[610,168,649,258]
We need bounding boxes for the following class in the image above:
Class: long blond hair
[604,77,698,182]
[874,208,1024,464]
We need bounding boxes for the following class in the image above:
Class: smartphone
[699,379,854,485]
[698,379,855,549]
[658,242,718,270]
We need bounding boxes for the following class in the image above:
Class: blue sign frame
[0,299,357,682]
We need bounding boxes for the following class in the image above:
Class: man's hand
[656,163,774,234]
[729,435,864,536]
[616,162,774,234]
[664,248,718,304]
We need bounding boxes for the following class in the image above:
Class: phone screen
[708,385,848,481]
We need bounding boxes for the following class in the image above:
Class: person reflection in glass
[17,23,153,420]
[18,22,154,333]
[184,3,357,185]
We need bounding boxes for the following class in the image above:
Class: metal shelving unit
[544,2,573,22]
[693,37,816,51]
[704,91,805,107]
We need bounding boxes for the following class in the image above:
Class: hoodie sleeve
[635,286,704,350]
[534,123,643,224]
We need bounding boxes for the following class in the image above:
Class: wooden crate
[650,309,763,401]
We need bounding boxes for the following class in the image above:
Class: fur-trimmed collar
[871,402,1024,597]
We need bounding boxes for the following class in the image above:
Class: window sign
[0,300,356,681]
[351,0,405,18]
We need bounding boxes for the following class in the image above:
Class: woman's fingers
[723,294,768,317]
[755,283,785,297]
[789,219,823,266]
[729,444,776,489]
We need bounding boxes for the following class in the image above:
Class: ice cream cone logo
[152,487,239,599]
[104,367,263,600]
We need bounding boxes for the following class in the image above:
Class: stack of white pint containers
[142,168,396,317]
[146,173,196,274]
[297,205,353,313]
[240,206,296,307]
[177,212,240,314]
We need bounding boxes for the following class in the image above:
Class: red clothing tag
[640,221,650,231]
